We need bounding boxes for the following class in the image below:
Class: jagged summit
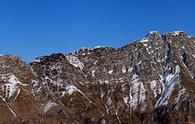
[165,31,185,35]
[145,31,188,37]
[32,53,66,63]
[145,31,161,37]
[0,31,195,124]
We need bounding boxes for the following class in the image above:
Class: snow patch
[149,31,159,34]
[129,74,139,110]
[108,70,113,74]
[150,80,158,98]
[123,97,128,104]
[104,80,109,85]
[66,55,84,70]
[128,67,133,72]
[181,45,185,49]
[43,100,57,113]
[171,31,184,36]
[140,38,149,43]
[92,70,96,77]
[65,85,77,95]
[95,46,105,49]
[1,74,22,98]
[155,65,180,107]
[143,43,148,47]
[32,59,41,63]
[139,82,146,111]
[137,60,142,65]
[121,66,126,73]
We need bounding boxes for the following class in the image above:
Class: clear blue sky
[0,0,195,62]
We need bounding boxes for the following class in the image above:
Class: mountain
[0,31,195,124]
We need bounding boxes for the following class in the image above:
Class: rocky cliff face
[0,31,195,124]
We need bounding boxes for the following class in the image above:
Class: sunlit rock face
[0,31,195,124]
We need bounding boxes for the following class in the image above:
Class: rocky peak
[145,31,161,40]
[164,31,187,36]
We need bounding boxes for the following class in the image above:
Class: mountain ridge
[0,31,195,124]
[1,31,193,63]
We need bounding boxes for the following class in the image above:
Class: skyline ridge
[1,31,194,63]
